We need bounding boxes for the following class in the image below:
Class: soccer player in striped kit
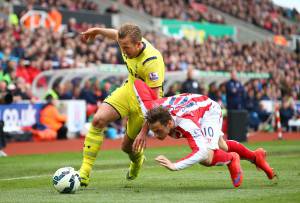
[133,80,276,187]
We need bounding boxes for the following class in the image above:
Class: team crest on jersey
[149,72,159,81]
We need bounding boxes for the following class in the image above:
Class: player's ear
[167,119,173,128]
[136,40,142,48]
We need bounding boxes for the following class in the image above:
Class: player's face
[149,120,173,140]
[118,36,141,58]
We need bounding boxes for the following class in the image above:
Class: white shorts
[199,101,223,150]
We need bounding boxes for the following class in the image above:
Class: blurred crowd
[119,0,225,24]
[0,7,122,103]
[145,31,299,73]
[201,0,300,36]
[121,0,299,36]
[280,5,300,23]
[10,0,98,11]
[8,0,300,36]
[0,20,121,69]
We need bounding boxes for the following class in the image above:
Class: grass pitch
[0,140,300,203]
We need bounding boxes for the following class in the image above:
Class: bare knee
[91,104,120,128]
[92,114,108,128]
[218,136,228,151]
[200,149,213,166]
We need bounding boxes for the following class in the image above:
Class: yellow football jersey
[121,38,165,96]
[105,38,165,139]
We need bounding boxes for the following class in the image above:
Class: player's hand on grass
[155,155,176,171]
[81,28,99,42]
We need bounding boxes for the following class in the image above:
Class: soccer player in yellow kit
[79,23,165,186]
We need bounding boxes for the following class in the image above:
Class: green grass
[0,140,300,203]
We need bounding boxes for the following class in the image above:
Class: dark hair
[3,93,13,104]
[45,94,53,102]
[118,23,142,43]
[145,106,172,126]
[42,94,54,109]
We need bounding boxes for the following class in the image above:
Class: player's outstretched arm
[155,155,176,171]
[81,27,118,42]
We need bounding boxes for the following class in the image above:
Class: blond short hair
[118,23,142,43]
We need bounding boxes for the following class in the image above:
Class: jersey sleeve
[133,79,158,115]
[173,125,208,170]
[143,55,165,88]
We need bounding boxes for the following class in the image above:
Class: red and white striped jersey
[156,94,212,127]
[134,79,212,125]
[134,79,215,170]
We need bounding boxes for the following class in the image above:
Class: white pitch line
[0,165,156,181]
[0,174,49,181]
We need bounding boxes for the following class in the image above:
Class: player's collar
[171,115,178,127]
[135,42,146,58]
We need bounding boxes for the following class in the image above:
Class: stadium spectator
[0,4,18,26]
[98,81,111,101]
[59,81,73,100]
[280,96,295,131]
[40,95,68,139]
[48,6,62,32]
[44,81,60,99]
[72,85,81,100]
[208,81,219,102]
[165,83,180,97]
[257,102,272,126]
[16,58,30,83]
[12,77,31,101]
[225,69,245,110]
[180,66,202,94]
[0,66,11,84]
[0,47,19,65]
[0,80,7,93]
[105,3,120,14]
[245,88,260,131]
[218,83,227,106]
[66,17,79,36]
[79,80,97,105]
[0,80,13,104]
[0,5,9,21]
